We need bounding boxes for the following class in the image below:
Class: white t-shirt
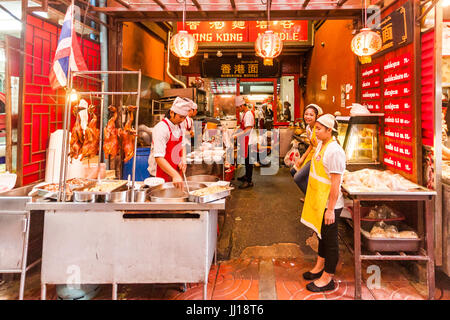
[240,110,255,128]
[151,118,183,158]
[314,139,346,209]
[306,125,313,140]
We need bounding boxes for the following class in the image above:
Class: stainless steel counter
[26,199,225,211]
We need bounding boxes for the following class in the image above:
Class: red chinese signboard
[384,98,412,112]
[364,101,382,111]
[383,52,412,72]
[383,83,412,98]
[383,67,412,85]
[361,88,381,100]
[178,20,309,43]
[362,76,381,89]
[361,64,381,78]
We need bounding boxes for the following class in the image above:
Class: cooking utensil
[128,188,148,202]
[183,172,190,194]
[186,175,220,183]
[149,182,207,202]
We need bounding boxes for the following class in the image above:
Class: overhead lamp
[351,0,382,58]
[169,0,198,66]
[69,89,79,103]
[254,0,283,66]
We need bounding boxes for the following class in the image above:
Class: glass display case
[336,114,383,165]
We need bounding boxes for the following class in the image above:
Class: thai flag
[49,5,87,90]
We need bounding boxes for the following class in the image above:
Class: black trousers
[244,145,253,183]
[318,207,343,274]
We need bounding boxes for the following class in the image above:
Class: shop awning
[90,0,364,22]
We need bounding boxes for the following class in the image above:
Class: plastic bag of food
[283,140,301,167]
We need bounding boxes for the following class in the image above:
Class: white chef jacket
[151,118,183,158]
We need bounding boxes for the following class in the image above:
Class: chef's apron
[156,119,183,182]
[300,138,334,239]
[301,126,319,169]
[239,110,255,158]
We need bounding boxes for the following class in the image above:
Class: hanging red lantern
[170,30,198,67]
[351,28,382,57]
[255,30,283,66]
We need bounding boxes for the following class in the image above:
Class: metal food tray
[361,229,421,252]
[73,180,128,195]
[188,187,233,203]
[342,184,436,196]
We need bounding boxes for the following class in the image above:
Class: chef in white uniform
[180,98,197,152]
[148,97,193,188]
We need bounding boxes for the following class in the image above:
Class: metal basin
[73,191,96,203]
[186,175,220,183]
[127,188,148,202]
[105,190,129,203]
[149,182,207,202]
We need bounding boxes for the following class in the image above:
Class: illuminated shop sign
[362,76,381,89]
[361,64,381,78]
[383,98,412,112]
[383,154,413,174]
[178,20,310,44]
[201,58,281,78]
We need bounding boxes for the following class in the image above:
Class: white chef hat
[235,95,245,107]
[170,97,192,116]
[305,103,323,116]
[317,114,338,132]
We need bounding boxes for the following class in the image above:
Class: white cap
[317,114,338,132]
[182,97,198,110]
[305,103,323,116]
[235,95,245,107]
[170,97,193,116]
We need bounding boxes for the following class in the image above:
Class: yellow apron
[300,126,319,169]
[300,138,334,239]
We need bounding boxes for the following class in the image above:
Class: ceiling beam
[191,0,207,18]
[302,0,311,9]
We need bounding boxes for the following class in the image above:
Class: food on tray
[368,222,418,239]
[66,178,92,186]
[85,180,126,192]
[104,106,120,159]
[190,185,232,197]
[343,169,421,192]
[364,205,400,220]
[398,231,419,239]
[40,183,70,193]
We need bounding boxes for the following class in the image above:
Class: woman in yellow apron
[300,114,346,292]
[290,104,323,195]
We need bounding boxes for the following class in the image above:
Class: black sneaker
[302,269,323,280]
[239,181,254,189]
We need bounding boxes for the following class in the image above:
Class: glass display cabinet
[336,114,384,165]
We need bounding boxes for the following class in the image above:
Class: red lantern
[351,28,382,57]
[170,30,198,66]
[255,30,283,66]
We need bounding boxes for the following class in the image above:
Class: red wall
[22,15,101,185]
[305,20,357,116]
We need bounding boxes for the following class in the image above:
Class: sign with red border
[384,127,413,142]
[383,98,412,112]
[362,76,381,89]
[383,154,413,174]
[384,114,412,127]
[383,67,412,85]
[364,101,382,111]
[383,83,412,98]
[361,64,381,78]
[362,88,381,100]
[383,52,412,72]
[384,141,413,157]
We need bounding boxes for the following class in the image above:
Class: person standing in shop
[149,97,192,189]
[290,104,323,196]
[264,103,274,130]
[283,101,292,122]
[233,95,255,189]
[180,98,197,151]
[300,114,346,293]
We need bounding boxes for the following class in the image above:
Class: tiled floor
[1,247,449,300]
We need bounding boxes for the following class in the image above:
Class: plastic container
[224,165,235,182]
[122,147,151,181]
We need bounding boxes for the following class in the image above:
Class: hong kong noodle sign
[202,58,281,78]
[177,20,311,45]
